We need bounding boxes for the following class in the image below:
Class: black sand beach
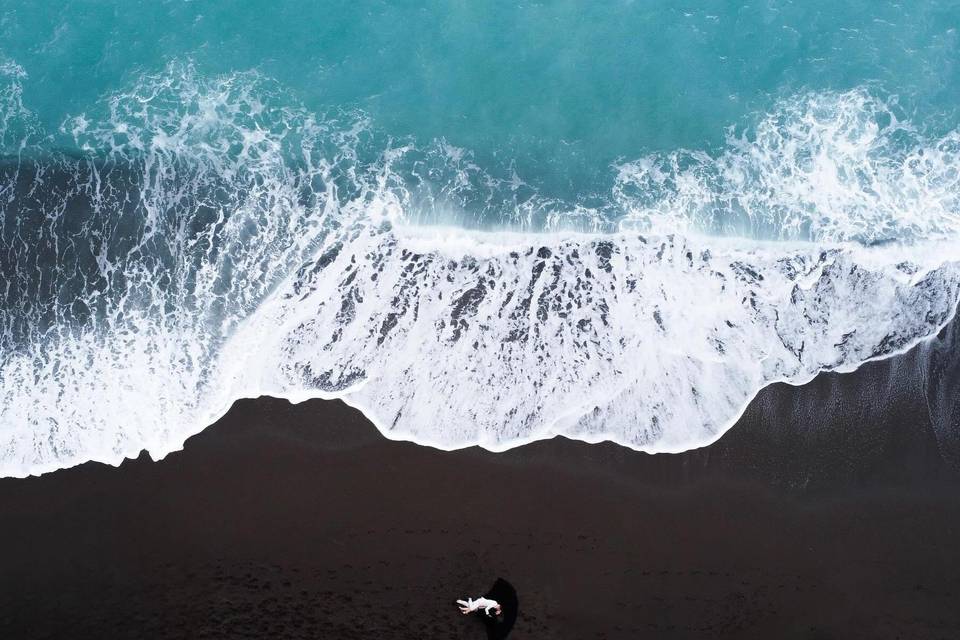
[1,314,959,639]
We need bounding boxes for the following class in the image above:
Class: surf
[1,62,959,477]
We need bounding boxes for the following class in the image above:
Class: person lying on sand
[457,596,502,617]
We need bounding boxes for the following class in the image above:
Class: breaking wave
[1,62,958,476]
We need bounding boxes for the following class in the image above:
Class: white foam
[614,89,960,244]
[235,225,960,454]
[1,64,959,476]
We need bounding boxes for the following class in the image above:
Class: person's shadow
[474,578,518,640]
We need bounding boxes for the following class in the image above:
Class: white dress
[457,596,500,616]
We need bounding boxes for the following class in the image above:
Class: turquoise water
[4,1,959,209]
[3,2,960,476]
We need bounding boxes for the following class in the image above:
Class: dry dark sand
[2,317,960,639]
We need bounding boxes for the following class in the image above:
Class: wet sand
[1,317,959,639]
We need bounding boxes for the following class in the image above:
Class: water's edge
[12,291,956,481]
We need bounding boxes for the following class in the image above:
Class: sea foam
[1,63,958,476]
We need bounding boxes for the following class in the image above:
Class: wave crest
[615,89,960,243]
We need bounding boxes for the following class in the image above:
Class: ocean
[2,1,959,477]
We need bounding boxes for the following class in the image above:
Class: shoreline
[6,288,958,481]
[2,398,958,639]
[2,311,960,638]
